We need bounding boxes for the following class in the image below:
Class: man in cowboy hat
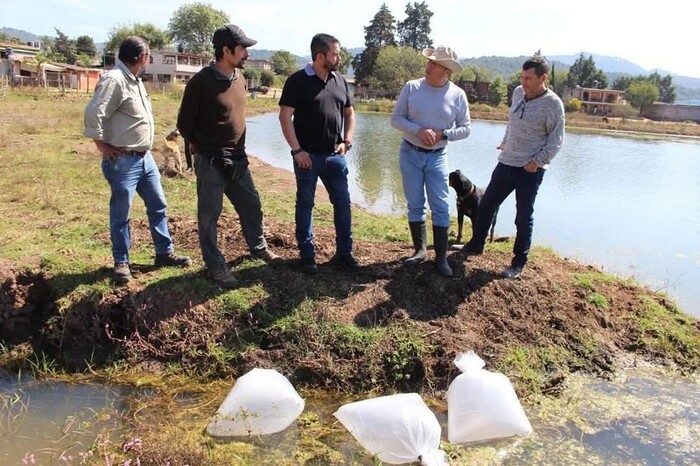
[390,45,471,277]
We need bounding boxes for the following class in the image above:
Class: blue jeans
[472,162,545,268]
[294,153,352,259]
[399,140,450,227]
[101,152,174,263]
[195,153,267,268]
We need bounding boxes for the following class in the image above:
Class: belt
[404,139,444,153]
[124,150,147,156]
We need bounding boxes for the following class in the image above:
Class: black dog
[448,169,498,244]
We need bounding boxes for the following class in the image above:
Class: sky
[3,0,697,78]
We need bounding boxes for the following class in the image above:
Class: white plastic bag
[447,351,532,444]
[206,368,305,437]
[334,393,448,466]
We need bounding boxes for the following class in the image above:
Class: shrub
[565,98,582,112]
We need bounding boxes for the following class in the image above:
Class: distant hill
[461,52,700,101]
[461,55,571,79]
[0,27,39,43]
[548,53,649,75]
[248,48,309,67]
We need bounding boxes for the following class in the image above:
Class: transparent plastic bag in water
[207,368,305,437]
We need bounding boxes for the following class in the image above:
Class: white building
[145,50,210,84]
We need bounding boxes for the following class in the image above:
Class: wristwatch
[441,132,448,141]
[290,147,304,156]
[344,139,353,150]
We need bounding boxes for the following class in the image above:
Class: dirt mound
[1,158,696,397]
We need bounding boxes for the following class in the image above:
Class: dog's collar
[459,185,475,198]
[456,185,476,204]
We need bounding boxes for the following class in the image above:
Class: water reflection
[245,112,700,316]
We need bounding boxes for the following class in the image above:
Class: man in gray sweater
[465,55,565,278]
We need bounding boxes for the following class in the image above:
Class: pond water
[245,112,700,317]
[2,369,698,464]
[0,376,127,464]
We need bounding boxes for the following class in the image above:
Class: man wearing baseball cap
[211,24,258,48]
[177,24,278,288]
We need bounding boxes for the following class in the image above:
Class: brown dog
[448,169,498,244]
[163,129,184,173]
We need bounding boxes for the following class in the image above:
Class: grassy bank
[1,89,699,464]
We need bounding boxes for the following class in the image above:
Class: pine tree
[565,53,607,89]
[352,3,396,85]
[53,28,76,65]
[397,1,433,50]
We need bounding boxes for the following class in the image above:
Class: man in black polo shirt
[279,33,357,275]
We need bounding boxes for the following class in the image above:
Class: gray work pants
[195,153,267,268]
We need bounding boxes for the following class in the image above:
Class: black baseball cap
[212,24,257,48]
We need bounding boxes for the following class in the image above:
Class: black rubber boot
[405,221,427,264]
[433,225,453,277]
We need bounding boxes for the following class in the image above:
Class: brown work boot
[155,252,192,267]
[207,265,239,289]
[113,262,132,284]
[252,248,280,263]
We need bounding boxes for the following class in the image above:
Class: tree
[243,68,261,86]
[75,54,92,68]
[270,50,298,76]
[487,75,507,106]
[168,2,229,55]
[339,46,354,75]
[260,69,275,87]
[105,23,170,53]
[612,75,633,91]
[38,35,54,53]
[352,3,397,85]
[365,45,424,98]
[613,72,676,104]
[75,35,97,58]
[550,62,557,94]
[565,98,582,112]
[625,81,659,115]
[52,28,76,64]
[507,70,521,89]
[565,53,607,89]
[649,72,676,103]
[0,32,22,44]
[397,1,433,50]
[457,65,493,84]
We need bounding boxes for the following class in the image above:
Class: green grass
[572,271,618,291]
[635,296,700,369]
[496,345,544,396]
[355,99,395,113]
[587,292,610,309]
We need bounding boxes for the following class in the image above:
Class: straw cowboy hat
[422,46,463,74]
